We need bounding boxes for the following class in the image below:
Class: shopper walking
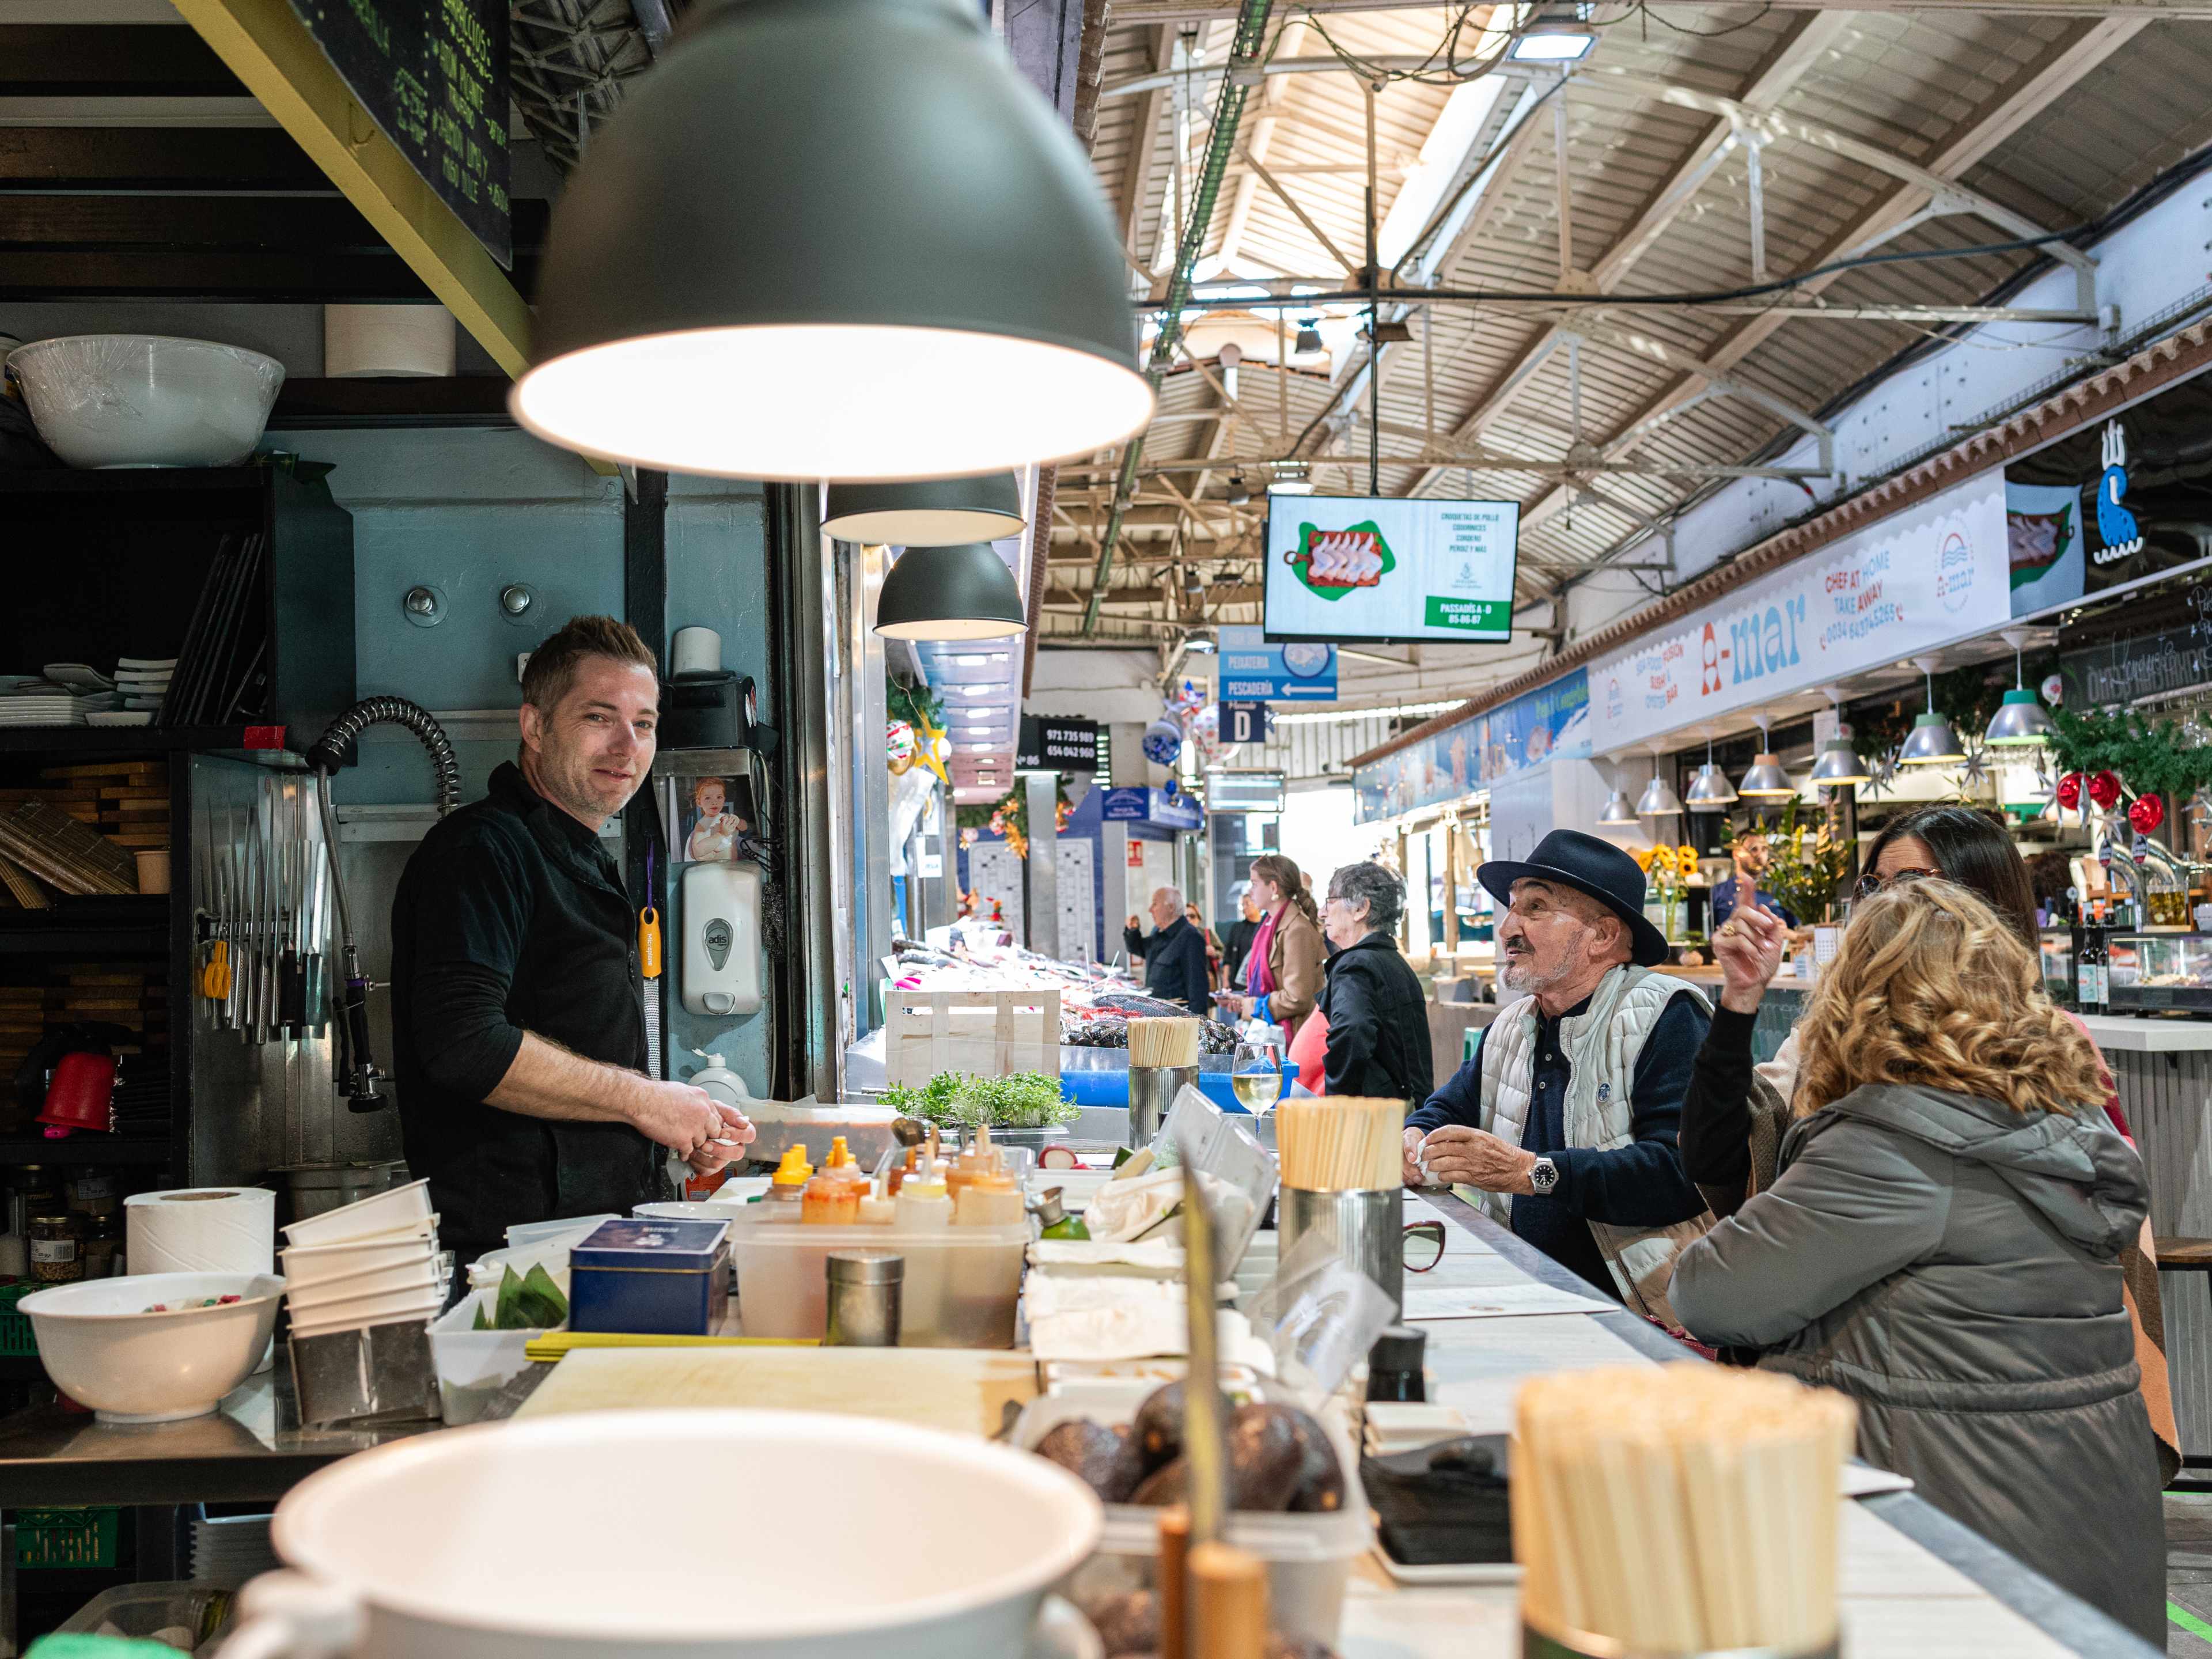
[1214,853,1325,1040]
[1316,862,1433,1103]
[1222,882,1263,990]
[1671,879,2165,1646]
[1120,886,1212,1013]
[1683,802,2179,1483]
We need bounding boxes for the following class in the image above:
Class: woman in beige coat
[1215,853,1326,1040]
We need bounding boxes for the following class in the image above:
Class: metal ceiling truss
[508,0,665,175]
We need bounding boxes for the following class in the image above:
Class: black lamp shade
[874,543,1027,639]
[512,0,1153,480]
[824,474,1027,546]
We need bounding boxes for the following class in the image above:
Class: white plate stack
[0,669,119,726]
[279,1180,446,1339]
[112,657,177,715]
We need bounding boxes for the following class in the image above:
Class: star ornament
[1859,745,1902,802]
[1948,741,1993,795]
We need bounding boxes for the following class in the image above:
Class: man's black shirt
[390,762,661,1257]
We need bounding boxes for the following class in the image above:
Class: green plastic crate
[0,1279,36,1358]
[14,1508,120,1570]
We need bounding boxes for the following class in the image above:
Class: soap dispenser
[688,1048,753,1110]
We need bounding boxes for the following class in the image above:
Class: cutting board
[515,1346,1039,1438]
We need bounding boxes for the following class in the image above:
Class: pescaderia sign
[1588,471,2010,753]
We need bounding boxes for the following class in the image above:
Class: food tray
[1011,1388,1372,1645]
[724,1209,1028,1347]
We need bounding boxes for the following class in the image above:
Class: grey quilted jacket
[1671,1082,2164,1646]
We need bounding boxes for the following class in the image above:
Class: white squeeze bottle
[895,1157,953,1231]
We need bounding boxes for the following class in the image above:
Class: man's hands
[633,1080,755,1165]
[1404,1124,1538,1195]
[1713,882,1788,1015]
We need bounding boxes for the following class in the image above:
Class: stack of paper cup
[279,1180,444,1339]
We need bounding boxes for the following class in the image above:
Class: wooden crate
[884,988,1060,1086]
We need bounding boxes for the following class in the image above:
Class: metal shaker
[824,1251,904,1347]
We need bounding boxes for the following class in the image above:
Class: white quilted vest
[1470,964,1714,1326]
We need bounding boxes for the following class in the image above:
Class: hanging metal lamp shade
[512,0,1153,479]
[1809,737,1872,787]
[1686,763,1737,809]
[1598,788,1639,827]
[1899,712,1967,766]
[1985,687,2054,747]
[873,544,1027,639]
[1636,764,1684,817]
[1739,754,1794,796]
[824,474,1026,546]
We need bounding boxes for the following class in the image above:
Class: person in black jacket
[1122,885,1213,1013]
[1317,862,1433,1101]
[1221,882,1263,988]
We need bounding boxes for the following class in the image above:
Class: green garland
[887,678,945,736]
[2046,704,2212,800]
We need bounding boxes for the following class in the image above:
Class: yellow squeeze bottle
[895,1159,953,1231]
[767,1145,813,1204]
[802,1138,867,1225]
[955,1165,1023,1228]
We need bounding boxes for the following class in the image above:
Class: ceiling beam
[0,124,328,189]
[1118,25,1177,263]
[1113,0,2207,17]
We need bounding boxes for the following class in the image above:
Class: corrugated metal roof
[1046,2,2207,664]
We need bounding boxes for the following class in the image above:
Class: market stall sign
[1017,715,1100,773]
[1101,787,1203,832]
[283,0,512,267]
[1353,669,1590,824]
[1219,701,1268,746]
[2058,604,2212,708]
[1588,471,2009,753]
[1216,626,1336,702]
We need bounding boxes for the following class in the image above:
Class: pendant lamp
[874,544,1026,640]
[824,474,1026,546]
[512,0,1153,480]
[1738,715,1795,797]
[1985,627,2055,747]
[1686,737,1738,810]
[1635,746,1683,817]
[1899,656,1965,766]
[1597,757,1639,827]
[1808,685,1871,787]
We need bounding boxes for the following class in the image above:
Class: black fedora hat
[1478,829,1668,968]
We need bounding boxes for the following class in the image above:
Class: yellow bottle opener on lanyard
[639,906,662,979]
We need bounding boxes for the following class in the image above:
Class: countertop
[2076,1013,2212,1051]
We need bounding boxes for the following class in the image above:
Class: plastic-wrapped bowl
[20,1271,284,1423]
[8,334,283,468]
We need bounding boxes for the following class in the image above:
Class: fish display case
[2106,930,2212,1015]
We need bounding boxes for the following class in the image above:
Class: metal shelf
[0,897,168,957]
[0,1141,173,1165]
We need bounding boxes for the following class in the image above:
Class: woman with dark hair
[1681,801,2179,1483]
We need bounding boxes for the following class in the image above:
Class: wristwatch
[1528,1157,1560,1195]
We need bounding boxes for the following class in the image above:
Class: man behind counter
[391,616,755,1263]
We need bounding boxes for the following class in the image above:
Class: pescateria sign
[1589,471,2009,753]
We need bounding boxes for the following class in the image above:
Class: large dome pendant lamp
[1685,737,1738,810]
[511,0,1154,480]
[1738,715,1795,798]
[1597,754,1639,828]
[1808,685,1872,788]
[825,474,1028,546]
[1898,655,1967,766]
[874,545,1027,641]
[1985,627,2056,748]
[1635,744,1684,819]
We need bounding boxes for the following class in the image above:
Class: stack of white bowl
[279,1180,444,1340]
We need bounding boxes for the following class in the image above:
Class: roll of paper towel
[125,1187,275,1275]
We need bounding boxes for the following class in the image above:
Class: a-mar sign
[1589,471,2009,753]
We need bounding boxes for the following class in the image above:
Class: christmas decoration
[1948,741,1993,794]
[2130,793,2165,835]
[2088,770,2122,810]
[1142,718,1183,767]
[887,719,918,775]
[1858,745,1901,802]
[2055,772,2082,811]
[2047,704,2212,802]
[2040,672,2064,707]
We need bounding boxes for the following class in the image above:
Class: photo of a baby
[684,777,747,862]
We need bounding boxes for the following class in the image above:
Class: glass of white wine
[1230,1039,1282,1116]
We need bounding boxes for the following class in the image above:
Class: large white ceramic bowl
[20,1271,284,1423]
[8,334,283,468]
[251,1409,1103,1659]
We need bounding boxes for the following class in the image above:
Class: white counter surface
[1357,1194,2155,1657]
[2076,1013,2212,1052]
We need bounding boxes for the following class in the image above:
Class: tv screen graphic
[1262,494,1520,645]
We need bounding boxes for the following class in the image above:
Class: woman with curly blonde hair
[1672,879,2163,1645]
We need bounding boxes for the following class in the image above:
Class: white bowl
[282,1182,434,1246]
[9,334,283,468]
[20,1271,284,1423]
[255,1409,1103,1658]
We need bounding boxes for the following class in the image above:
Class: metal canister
[824,1251,904,1347]
[1278,1185,1404,1315]
[1127,1064,1198,1145]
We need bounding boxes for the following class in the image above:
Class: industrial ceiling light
[1293,317,1325,357]
[1597,758,1638,827]
[1269,463,1315,496]
[1685,737,1738,810]
[1809,689,1872,788]
[823,474,1026,545]
[1899,655,1966,766]
[512,0,1153,479]
[1986,627,2055,748]
[874,543,1027,640]
[1362,318,1416,346]
[1738,715,1795,798]
[1507,6,1597,62]
[1635,745,1683,818]
[1226,471,1251,506]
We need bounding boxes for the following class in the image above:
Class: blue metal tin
[569,1217,731,1336]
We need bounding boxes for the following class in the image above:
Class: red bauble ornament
[2055,773,2082,810]
[2088,770,2123,810]
[2130,793,2165,835]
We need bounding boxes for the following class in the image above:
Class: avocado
[1131,1378,1233,1472]
[1128,1456,1188,1505]
[1277,1406,1346,1513]
[1224,1402,1306,1512]
[1035,1419,1146,1502]
[1081,1589,1160,1658]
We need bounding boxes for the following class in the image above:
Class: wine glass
[1230,1039,1282,1117]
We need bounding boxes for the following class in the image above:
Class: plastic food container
[570,1217,730,1336]
[1012,1389,1371,1646]
[428,1290,549,1425]
[725,1209,1027,1347]
[57,1580,236,1648]
[280,1180,434,1246]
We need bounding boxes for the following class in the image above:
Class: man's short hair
[521,616,657,713]
[1156,885,1184,910]
[1328,860,1404,935]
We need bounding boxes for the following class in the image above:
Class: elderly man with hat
[1402,831,1712,1321]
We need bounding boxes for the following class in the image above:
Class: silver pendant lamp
[1685,736,1738,810]
[511,0,1153,479]
[1598,756,1639,827]
[1985,627,2055,748]
[1808,685,1872,788]
[1738,715,1796,798]
[1635,744,1684,818]
[1899,656,1967,766]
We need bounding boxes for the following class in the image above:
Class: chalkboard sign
[286,0,512,267]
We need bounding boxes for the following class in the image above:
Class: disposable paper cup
[287,1286,445,1336]
[286,1308,441,1342]
[282,1253,445,1304]
[280,1179,433,1247]
[134,849,171,895]
[281,1234,439,1286]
